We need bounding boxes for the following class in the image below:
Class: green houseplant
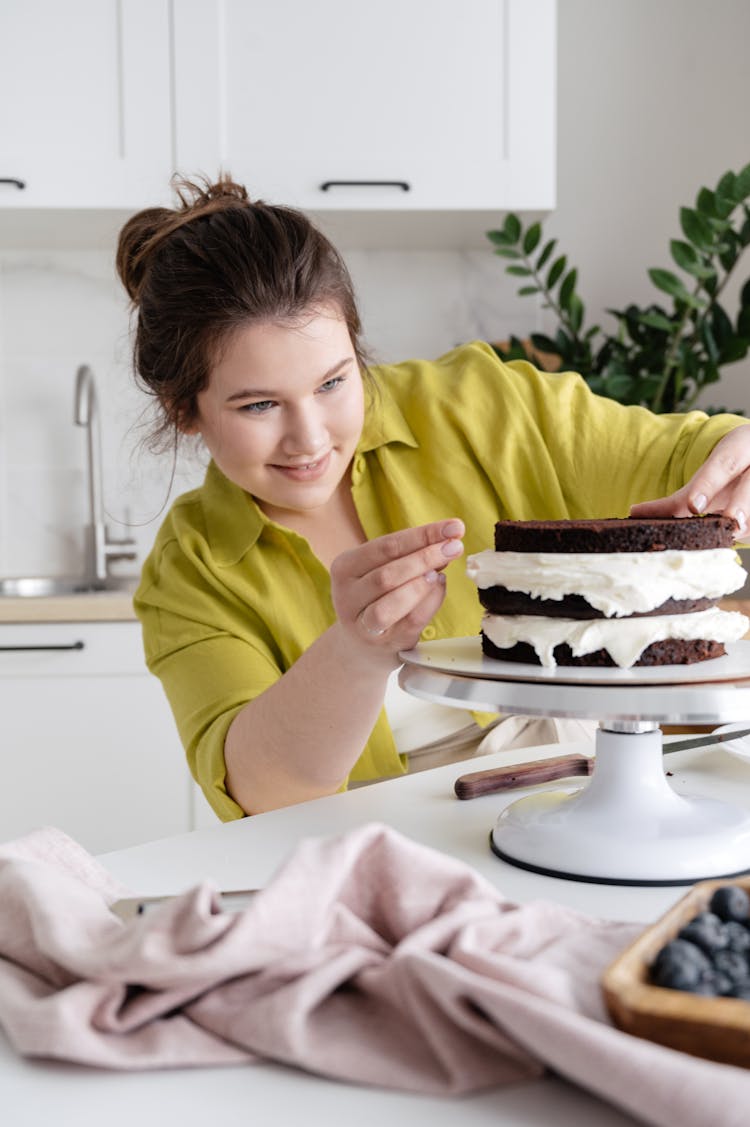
[487,164,750,414]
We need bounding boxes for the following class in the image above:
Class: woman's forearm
[225,520,463,814]
[224,623,396,814]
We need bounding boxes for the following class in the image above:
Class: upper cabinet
[0,0,555,225]
[172,0,557,212]
[0,0,173,209]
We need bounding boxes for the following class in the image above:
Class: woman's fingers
[357,568,447,640]
[330,519,464,648]
[631,426,750,535]
[338,519,465,581]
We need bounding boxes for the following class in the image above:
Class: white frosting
[466,548,746,617]
[482,607,750,668]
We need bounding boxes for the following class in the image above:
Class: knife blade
[453,725,750,800]
[110,888,259,920]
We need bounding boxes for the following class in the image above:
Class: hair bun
[116,172,252,303]
[172,172,251,212]
[115,206,174,303]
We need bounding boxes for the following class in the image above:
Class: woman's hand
[630,425,750,535]
[330,519,465,657]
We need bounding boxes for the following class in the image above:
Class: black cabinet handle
[0,641,85,652]
[319,180,410,192]
[0,178,26,190]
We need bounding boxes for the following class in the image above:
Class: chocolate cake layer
[481,634,726,667]
[477,589,717,619]
[493,515,737,554]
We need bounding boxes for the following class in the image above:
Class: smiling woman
[116,174,750,822]
[189,313,366,559]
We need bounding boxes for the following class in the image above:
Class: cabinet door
[0,0,173,208]
[0,623,192,853]
[173,0,556,212]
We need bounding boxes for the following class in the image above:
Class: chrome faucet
[74,364,137,585]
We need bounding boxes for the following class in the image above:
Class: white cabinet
[173,0,556,212]
[0,0,173,209]
[0,622,197,853]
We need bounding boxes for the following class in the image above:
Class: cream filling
[482,607,750,668]
[467,548,746,617]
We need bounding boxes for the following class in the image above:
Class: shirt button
[421,625,436,640]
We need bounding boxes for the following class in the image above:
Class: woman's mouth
[273,451,332,482]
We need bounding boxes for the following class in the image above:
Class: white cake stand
[398,638,750,885]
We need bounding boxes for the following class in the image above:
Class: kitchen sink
[0,575,137,598]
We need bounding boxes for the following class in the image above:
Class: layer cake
[466,516,749,668]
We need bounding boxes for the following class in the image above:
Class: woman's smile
[272,451,333,481]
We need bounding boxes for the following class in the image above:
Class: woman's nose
[283,406,328,457]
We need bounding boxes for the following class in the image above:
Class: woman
[117,175,750,820]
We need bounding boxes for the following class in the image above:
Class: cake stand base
[490,727,750,885]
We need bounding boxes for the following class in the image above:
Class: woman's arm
[630,424,750,533]
[224,519,464,814]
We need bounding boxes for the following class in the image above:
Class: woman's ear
[173,402,201,436]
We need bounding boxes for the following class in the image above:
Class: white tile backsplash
[0,245,529,579]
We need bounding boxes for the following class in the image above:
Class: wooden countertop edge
[1,596,748,628]
[0,590,137,624]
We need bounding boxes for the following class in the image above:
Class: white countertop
[5,736,750,1126]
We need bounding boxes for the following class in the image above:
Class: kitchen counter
[0,595,747,628]
[0,584,137,623]
[4,735,750,1125]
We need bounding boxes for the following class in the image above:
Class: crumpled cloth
[0,823,748,1126]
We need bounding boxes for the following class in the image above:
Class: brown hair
[116,174,370,450]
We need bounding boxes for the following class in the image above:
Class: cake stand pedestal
[398,640,750,885]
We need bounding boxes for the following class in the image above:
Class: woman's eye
[241,399,276,414]
[318,375,345,393]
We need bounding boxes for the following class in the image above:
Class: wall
[1,0,750,578]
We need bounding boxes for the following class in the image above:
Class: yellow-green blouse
[134,341,746,820]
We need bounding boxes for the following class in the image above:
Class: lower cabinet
[0,620,213,854]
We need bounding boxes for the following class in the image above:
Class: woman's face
[192,306,365,523]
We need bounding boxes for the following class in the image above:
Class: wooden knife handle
[454,752,594,800]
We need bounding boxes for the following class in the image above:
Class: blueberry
[678,912,728,957]
[713,948,749,988]
[651,939,712,991]
[709,885,750,924]
[727,982,750,1000]
[724,920,750,954]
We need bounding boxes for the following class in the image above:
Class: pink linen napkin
[0,822,749,1126]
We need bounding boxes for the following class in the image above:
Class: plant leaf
[523,222,542,255]
[547,255,567,288]
[717,171,739,202]
[604,373,635,400]
[536,238,557,270]
[506,265,532,276]
[696,187,717,216]
[714,195,735,220]
[637,311,675,332]
[503,213,522,241]
[518,285,541,296]
[736,162,750,201]
[529,333,561,354]
[487,229,513,246]
[680,207,714,249]
[648,267,689,299]
[559,268,578,310]
[493,247,522,258]
[568,293,585,334]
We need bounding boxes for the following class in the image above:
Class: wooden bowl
[602,876,750,1068]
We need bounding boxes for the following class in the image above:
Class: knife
[110,888,258,920]
[453,725,750,800]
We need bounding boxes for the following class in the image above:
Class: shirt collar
[201,374,419,565]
